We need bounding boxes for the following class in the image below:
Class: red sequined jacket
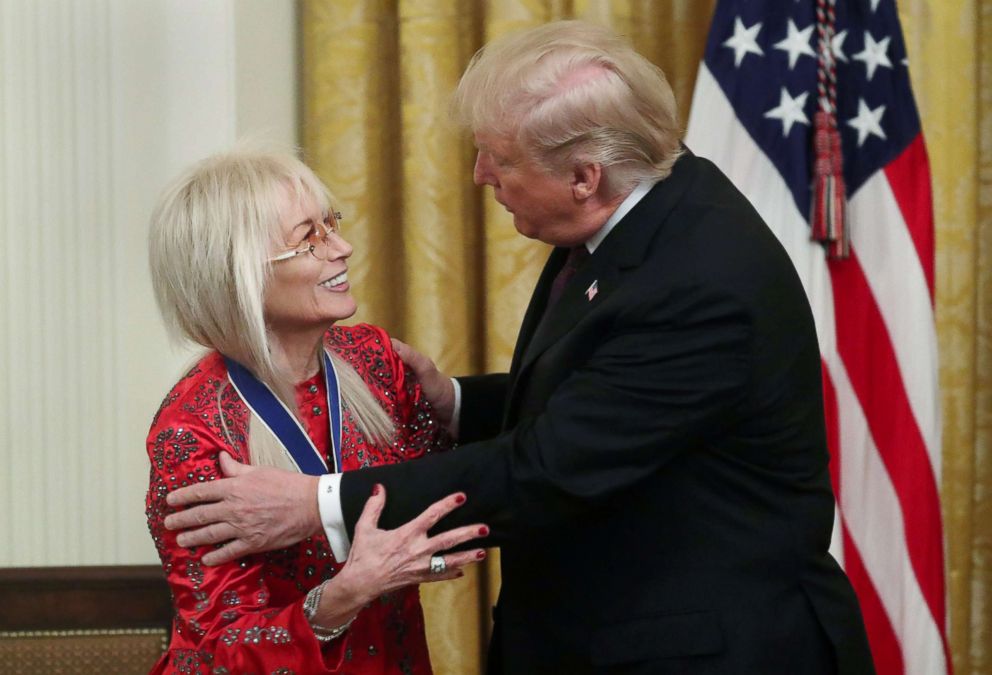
[146,324,452,674]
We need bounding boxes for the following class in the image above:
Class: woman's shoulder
[148,351,243,433]
[325,322,391,351]
[325,324,396,371]
[324,322,404,397]
[147,351,250,468]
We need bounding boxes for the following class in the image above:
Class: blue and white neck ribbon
[224,350,343,475]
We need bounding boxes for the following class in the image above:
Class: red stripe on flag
[828,252,948,639]
[842,527,903,675]
[883,135,935,301]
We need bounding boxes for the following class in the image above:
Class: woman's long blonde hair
[149,146,394,469]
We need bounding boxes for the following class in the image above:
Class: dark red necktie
[547,246,590,309]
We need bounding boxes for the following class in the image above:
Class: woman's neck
[269,328,326,383]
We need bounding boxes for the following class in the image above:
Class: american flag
[685,1,949,673]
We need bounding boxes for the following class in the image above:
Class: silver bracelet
[303,582,355,642]
[311,618,355,643]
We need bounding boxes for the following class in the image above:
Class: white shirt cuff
[449,377,461,437]
[317,473,351,561]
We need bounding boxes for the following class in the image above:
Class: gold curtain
[301,2,991,673]
[898,1,992,673]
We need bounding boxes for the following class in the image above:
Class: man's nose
[473,153,492,186]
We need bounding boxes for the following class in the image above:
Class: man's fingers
[408,492,466,534]
[175,522,239,549]
[217,451,250,477]
[354,485,386,535]
[391,338,411,359]
[168,501,229,530]
[201,538,253,566]
[391,338,419,366]
[425,523,489,553]
[165,456,250,507]
[391,338,434,374]
[166,480,230,508]
[164,502,230,531]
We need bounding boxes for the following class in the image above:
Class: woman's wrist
[303,584,354,641]
[303,574,364,641]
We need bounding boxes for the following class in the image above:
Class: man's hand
[164,452,320,565]
[391,338,456,431]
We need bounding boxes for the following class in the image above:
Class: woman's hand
[313,486,488,627]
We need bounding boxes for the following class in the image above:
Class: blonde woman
[145,148,486,674]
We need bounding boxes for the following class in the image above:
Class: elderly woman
[145,149,485,674]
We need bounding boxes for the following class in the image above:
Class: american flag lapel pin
[585,280,599,301]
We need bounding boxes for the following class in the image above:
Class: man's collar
[584,179,658,253]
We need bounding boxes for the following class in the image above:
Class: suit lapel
[517,253,620,378]
[504,151,701,419]
[507,246,568,378]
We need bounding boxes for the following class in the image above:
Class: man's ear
[570,162,602,201]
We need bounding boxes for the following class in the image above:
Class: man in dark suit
[166,20,874,674]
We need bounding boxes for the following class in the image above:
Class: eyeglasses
[269,211,343,263]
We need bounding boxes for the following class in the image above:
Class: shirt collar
[584,179,657,253]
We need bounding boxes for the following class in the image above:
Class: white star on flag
[853,31,893,81]
[847,98,887,146]
[832,29,849,63]
[723,17,764,67]
[764,87,810,136]
[773,19,816,70]
[871,0,882,11]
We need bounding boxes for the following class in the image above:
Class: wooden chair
[0,566,172,674]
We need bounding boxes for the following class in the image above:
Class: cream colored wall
[0,0,298,566]
[235,1,299,143]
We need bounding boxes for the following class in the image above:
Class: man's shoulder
[619,154,804,314]
[666,151,755,215]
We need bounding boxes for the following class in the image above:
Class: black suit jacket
[340,151,875,674]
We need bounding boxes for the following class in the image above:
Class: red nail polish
[476,550,487,560]
[454,494,466,505]
[478,526,490,536]
[372,484,381,496]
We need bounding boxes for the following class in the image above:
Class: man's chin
[512,218,539,240]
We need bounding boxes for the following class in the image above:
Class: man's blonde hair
[451,20,683,197]
[149,146,393,469]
